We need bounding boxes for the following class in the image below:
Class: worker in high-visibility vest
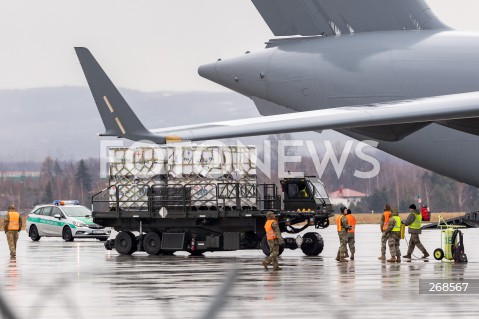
[402,204,429,260]
[299,187,309,198]
[378,204,392,261]
[262,211,284,270]
[386,210,402,263]
[346,209,356,260]
[335,207,351,262]
[4,204,22,258]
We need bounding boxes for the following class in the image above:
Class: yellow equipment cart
[433,215,466,261]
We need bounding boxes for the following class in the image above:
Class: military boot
[396,256,401,263]
[421,252,430,259]
[402,254,412,259]
[378,255,386,261]
[262,260,269,270]
[272,260,282,271]
[387,257,396,263]
[339,257,348,262]
[350,253,355,261]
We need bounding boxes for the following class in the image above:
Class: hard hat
[266,211,275,219]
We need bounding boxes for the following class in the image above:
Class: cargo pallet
[92,178,334,256]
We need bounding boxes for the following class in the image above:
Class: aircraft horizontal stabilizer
[76,48,479,145]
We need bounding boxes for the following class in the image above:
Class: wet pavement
[1,224,478,319]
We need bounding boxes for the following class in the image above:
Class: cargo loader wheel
[434,248,444,261]
[144,232,162,255]
[260,236,284,256]
[301,232,324,256]
[115,231,137,255]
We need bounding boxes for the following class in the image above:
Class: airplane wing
[75,47,479,144]
[251,0,447,36]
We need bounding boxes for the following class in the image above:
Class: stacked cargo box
[108,145,257,211]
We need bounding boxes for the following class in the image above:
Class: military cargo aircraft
[76,0,479,187]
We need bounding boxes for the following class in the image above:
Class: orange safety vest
[7,211,20,231]
[346,214,356,233]
[382,211,392,231]
[336,215,343,232]
[264,220,277,240]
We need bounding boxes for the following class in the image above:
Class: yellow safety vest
[392,216,401,232]
[409,213,422,230]
[7,211,20,231]
[299,189,308,197]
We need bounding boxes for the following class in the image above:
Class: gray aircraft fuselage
[199,30,479,187]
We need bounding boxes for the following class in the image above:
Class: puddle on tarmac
[1,224,478,318]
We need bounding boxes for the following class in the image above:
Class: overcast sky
[1,0,479,92]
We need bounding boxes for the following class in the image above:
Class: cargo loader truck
[92,146,334,256]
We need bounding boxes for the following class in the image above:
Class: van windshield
[61,206,92,217]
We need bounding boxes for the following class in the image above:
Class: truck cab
[281,176,333,213]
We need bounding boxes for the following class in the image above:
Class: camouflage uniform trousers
[6,231,19,257]
[380,231,390,257]
[336,231,349,259]
[263,239,280,268]
[387,232,401,257]
[407,233,427,255]
[347,234,355,254]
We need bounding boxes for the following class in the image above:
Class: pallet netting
[108,145,258,211]
[166,145,256,178]
[108,183,155,211]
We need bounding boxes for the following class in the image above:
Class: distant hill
[0,87,349,161]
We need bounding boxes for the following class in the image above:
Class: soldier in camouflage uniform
[378,204,392,260]
[386,210,401,263]
[335,207,351,262]
[4,204,22,258]
[346,209,356,260]
[403,204,429,260]
[262,211,284,271]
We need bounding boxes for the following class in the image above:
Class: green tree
[53,160,63,176]
[40,157,54,179]
[41,181,53,204]
[355,187,391,213]
[76,159,92,191]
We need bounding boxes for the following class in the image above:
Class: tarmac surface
[1,224,478,319]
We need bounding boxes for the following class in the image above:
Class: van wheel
[62,227,74,242]
[29,225,41,241]
[260,236,284,256]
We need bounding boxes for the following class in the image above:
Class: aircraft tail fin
[75,47,164,143]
